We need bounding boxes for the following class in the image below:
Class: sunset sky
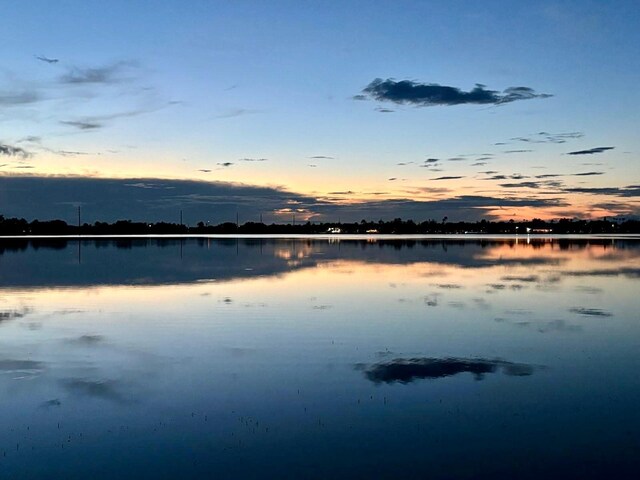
[1,0,638,223]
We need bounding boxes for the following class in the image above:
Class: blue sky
[1,1,638,222]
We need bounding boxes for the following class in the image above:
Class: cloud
[0,176,575,224]
[499,182,544,189]
[239,158,268,162]
[363,357,537,384]
[511,131,584,144]
[35,55,59,64]
[60,103,177,131]
[214,108,261,119]
[0,90,41,106]
[562,186,640,197]
[357,78,552,107]
[566,147,614,155]
[217,162,234,167]
[60,120,102,130]
[573,171,604,176]
[309,155,334,159]
[504,149,533,154]
[60,61,136,84]
[431,176,464,180]
[0,144,31,158]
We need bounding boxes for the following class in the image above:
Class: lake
[1,236,639,479]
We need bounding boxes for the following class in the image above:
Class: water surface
[1,237,639,479]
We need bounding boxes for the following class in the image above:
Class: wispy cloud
[511,131,583,144]
[356,78,552,107]
[60,61,137,85]
[0,90,40,106]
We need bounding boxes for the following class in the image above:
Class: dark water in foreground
[0,236,639,479]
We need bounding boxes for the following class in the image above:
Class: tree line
[0,215,638,235]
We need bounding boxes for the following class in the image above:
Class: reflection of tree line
[0,238,636,289]
[0,237,635,256]
[0,237,637,255]
[1,215,639,235]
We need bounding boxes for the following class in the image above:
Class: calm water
[1,236,639,479]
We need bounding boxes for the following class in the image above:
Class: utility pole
[77,206,81,229]
[260,213,263,224]
[180,210,183,226]
[236,211,239,228]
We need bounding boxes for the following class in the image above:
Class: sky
[1,0,639,223]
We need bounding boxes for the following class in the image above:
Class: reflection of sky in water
[0,238,639,479]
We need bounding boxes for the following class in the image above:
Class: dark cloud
[0,176,572,224]
[375,107,395,113]
[34,55,59,64]
[198,169,211,173]
[328,191,355,195]
[562,186,640,197]
[574,171,604,176]
[424,158,439,164]
[357,78,551,107]
[566,147,614,155]
[483,175,507,180]
[238,158,268,162]
[0,144,31,158]
[217,162,234,167]
[499,182,543,189]
[535,174,564,178]
[309,155,334,159]
[504,149,533,154]
[363,357,537,384]
[431,176,464,180]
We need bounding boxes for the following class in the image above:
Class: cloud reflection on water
[363,357,537,384]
